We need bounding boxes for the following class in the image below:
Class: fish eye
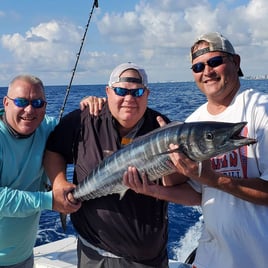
[206,132,214,140]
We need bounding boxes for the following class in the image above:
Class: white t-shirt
[186,88,268,268]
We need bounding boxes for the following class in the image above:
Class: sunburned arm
[168,144,268,206]
[123,166,201,206]
[162,170,189,186]
[207,171,268,206]
[43,150,67,186]
[43,150,81,213]
[150,182,201,205]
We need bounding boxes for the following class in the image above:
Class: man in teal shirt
[0,75,81,267]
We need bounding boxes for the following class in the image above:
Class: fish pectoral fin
[155,144,184,156]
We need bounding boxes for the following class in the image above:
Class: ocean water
[1,79,268,261]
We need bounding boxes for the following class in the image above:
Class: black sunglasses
[6,96,47,109]
[191,55,227,73]
[112,87,146,97]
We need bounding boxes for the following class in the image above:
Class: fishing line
[58,0,99,121]
[57,0,99,232]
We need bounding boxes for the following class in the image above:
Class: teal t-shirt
[0,113,57,265]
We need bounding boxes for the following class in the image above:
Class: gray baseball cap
[108,62,148,87]
[191,32,243,76]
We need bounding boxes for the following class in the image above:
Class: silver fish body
[72,121,256,201]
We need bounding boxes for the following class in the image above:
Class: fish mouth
[231,122,257,145]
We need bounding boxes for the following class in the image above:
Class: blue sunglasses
[191,55,227,73]
[7,96,47,109]
[112,87,146,97]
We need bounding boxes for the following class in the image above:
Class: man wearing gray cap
[123,32,268,268]
[44,62,197,267]
[182,32,268,268]
[178,32,268,268]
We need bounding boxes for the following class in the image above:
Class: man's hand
[168,143,217,185]
[123,166,158,197]
[156,116,167,127]
[52,180,81,214]
[123,165,201,204]
[80,96,106,115]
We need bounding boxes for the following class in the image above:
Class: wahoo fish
[72,121,256,201]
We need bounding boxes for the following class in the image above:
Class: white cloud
[1,0,268,85]
[96,0,268,81]
[2,20,82,67]
[0,20,84,83]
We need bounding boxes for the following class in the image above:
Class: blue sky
[0,0,267,86]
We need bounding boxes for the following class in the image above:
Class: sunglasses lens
[113,87,145,97]
[14,98,29,108]
[132,88,145,97]
[113,87,128,96]
[13,98,45,108]
[208,56,223,67]
[31,99,46,108]
[191,56,225,73]
[192,63,205,73]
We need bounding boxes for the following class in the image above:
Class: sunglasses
[6,96,47,109]
[112,87,146,97]
[191,55,227,73]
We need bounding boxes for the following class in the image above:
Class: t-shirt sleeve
[46,109,81,163]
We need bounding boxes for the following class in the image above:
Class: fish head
[180,121,257,161]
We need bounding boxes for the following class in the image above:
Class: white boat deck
[34,236,77,268]
[34,236,182,268]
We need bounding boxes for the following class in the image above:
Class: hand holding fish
[123,166,157,196]
[52,179,81,214]
[168,142,268,205]
[123,165,201,205]
[168,143,202,176]
[168,143,222,187]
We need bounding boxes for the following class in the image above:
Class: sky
[0,0,267,86]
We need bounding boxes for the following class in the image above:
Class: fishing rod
[58,0,99,121]
[58,0,99,232]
